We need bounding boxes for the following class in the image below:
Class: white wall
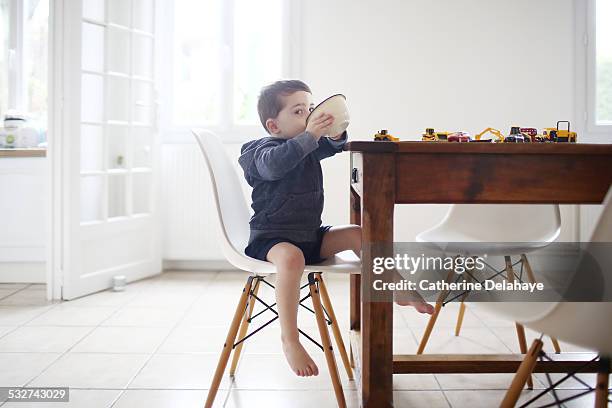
[301,0,576,242]
[162,0,579,261]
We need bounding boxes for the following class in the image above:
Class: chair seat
[416,229,555,256]
[225,249,361,276]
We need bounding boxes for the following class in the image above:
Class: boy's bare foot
[394,290,435,314]
[395,299,435,314]
[282,339,319,377]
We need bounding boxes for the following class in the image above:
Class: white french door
[49,0,161,299]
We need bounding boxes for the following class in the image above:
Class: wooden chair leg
[520,254,536,284]
[455,301,467,337]
[506,256,534,389]
[454,266,473,337]
[500,339,544,408]
[317,274,354,380]
[309,273,346,408]
[417,268,455,354]
[204,276,254,408]
[521,254,562,354]
[229,277,261,377]
[594,357,610,408]
[514,323,534,389]
[550,337,562,354]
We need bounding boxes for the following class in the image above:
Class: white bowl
[306,94,350,138]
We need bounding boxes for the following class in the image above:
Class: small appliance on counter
[0,110,41,148]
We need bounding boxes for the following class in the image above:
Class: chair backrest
[440,204,561,242]
[192,129,251,257]
[489,186,612,354]
[590,185,612,242]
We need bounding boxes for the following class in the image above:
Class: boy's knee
[275,246,305,272]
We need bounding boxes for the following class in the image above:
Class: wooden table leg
[595,357,610,408]
[359,153,395,408]
[350,187,361,333]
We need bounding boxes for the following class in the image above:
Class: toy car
[447,132,472,142]
[474,127,504,143]
[542,121,577,143]
[422,128,436,141]
[504,126,526,143]
[374,129,399,141]
[421,128,449,141]
[520,127,549,143]
[519,127,536,142]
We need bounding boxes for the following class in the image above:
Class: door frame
[47,0,75,300]
[46,0,62,300]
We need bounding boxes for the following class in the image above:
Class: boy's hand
[306,112,334,140]
[329,130,345,141]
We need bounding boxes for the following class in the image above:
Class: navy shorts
[245,225,332,265]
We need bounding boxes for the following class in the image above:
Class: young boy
[238,80,432,378]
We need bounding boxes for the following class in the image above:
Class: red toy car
[447,132,472,142]
[519,127,537,143]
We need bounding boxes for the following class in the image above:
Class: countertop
[0,148,47,158]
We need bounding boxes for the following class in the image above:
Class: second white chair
[415,203,563,388]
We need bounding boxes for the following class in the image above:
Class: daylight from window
[172,0,283,128]
[26,0,49,127]
[596,0,612,124]
[233,0,282,125]
[0,0,10,118]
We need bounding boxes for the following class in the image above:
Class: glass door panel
[80,124,104,172]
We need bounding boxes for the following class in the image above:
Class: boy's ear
[265,118,279,134]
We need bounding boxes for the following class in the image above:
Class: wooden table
[344,141,612,408]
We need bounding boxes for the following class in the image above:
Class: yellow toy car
[542,121,577,143]
[374,129,399,141]
[421,128,449,141]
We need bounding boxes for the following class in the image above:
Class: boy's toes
[283,340,319,377]
[413,301,434,315]
[395,295,435,315]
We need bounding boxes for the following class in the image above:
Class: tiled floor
[0,272,604,407]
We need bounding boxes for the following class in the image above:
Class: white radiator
[161,143,250,261]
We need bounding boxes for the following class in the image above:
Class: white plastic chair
[192,129,359,408]
[482,186,612,407]
[414,203,563,390]
[416,204,561,254]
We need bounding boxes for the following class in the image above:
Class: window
[0,0,9,117]
[595,0,611,125]
[24,0,49,126]
[162,0,294,141]
[232,0,283,125]
[0,0,48,129]
[585,0,612,133]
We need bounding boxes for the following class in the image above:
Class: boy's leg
[319,225,362,258]
[266,242,319,377]
[319,225,434,314]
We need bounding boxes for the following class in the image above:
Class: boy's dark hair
[257,80,311,133]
